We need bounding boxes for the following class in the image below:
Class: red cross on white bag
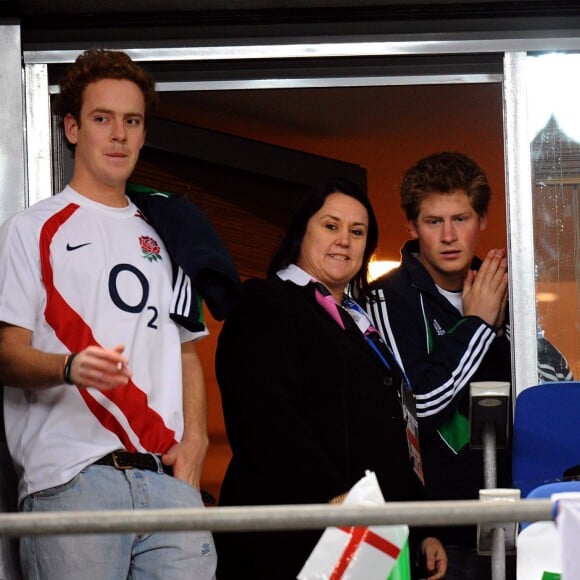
[330,526,401,579]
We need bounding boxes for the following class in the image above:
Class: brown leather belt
[94,450,172,476]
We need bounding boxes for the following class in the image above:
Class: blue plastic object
[513,382,580,499]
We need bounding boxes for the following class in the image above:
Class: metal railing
[0,498,554,537]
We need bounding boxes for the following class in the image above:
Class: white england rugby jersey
[0,186,206,502]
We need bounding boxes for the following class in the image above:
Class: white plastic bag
[555,492,580,580]
[297,471,411,580]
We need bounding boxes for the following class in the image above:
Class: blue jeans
[20,465,217,580]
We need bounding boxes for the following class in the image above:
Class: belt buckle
[111,451,132,470]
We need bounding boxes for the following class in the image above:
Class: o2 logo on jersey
[109,264,158,329]
[139,236,162,262]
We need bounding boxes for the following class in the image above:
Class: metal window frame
[0,25,26,223]
[503,52,539,396]
[19,35,580,396]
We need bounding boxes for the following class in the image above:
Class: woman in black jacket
[215,180,446,579]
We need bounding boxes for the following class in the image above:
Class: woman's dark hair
[267,179,378,296]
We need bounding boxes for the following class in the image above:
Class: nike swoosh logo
[66,242,92,251]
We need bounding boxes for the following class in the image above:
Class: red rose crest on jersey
[139,235,163,262]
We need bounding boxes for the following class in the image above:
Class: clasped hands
[462,248,508,331]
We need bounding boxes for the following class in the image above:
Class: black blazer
[215,277,422,579]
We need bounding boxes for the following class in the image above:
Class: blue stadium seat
[513,382,580,499]
[514,381,580,580]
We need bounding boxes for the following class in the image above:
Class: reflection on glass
[527,53,579,381]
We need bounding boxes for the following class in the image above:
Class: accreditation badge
[401,380,424,485]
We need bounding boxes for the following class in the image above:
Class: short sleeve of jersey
[180,323,208,343]
[0,214,43,331]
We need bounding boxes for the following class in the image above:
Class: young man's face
[64,78,146,195]
[407,189,487,291]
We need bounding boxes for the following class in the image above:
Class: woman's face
[297,192,369,301]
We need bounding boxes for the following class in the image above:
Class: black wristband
[63,353,78,385]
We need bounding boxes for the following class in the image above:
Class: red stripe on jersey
[79,389,138,452]
[39,203,177,453]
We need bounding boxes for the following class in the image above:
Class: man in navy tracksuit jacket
[364,152,572,580]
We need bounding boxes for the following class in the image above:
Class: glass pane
[527,53,579,381]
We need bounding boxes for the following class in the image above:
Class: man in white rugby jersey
[0,49,216,579]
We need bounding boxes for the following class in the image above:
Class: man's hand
[494,283,509,332]
[162,434,209,489]
[462,248,508,329]
[70,344,131,390]
[419,537,448,579]
[0,323,131,390]
[168,340,210,490]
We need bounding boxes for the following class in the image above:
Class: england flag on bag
[298,471,410,580]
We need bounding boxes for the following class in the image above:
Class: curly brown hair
[54,49,158,139]
[400,151,491,221]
